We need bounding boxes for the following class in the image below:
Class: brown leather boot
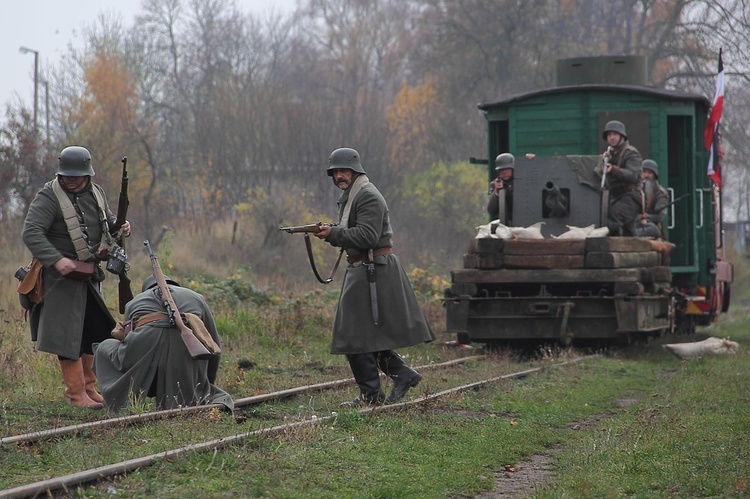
[59,358,103,409]
[81,353,104,403]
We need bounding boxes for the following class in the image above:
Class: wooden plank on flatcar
[462,253,503,269]
[639,266,672,283]
[585,237,653,253]
[503,254,585,269]
[502,239,586,256]
[585,251,660,268]
[451,268,642,283]
[471,238,505,254]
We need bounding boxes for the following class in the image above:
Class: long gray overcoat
[325,179,435,354]
[93,285,234,414]
[22,179,116,359]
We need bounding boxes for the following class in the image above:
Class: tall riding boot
[59,358,103,409]
[81,353,104,403]
[377,351,422,404]
[341,353,385,407]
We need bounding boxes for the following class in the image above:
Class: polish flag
[704,49,724,186]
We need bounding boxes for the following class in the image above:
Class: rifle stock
[279,222,337,234]
[144,240,212,360]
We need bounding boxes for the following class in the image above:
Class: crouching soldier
[635,159,669,238]
[93,275,234,414]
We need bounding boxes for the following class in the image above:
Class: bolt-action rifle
[279,222,343,284]
[111,157,134,313]
[599,146,613,228]
[278,221,338,234]
[144,239,212,360]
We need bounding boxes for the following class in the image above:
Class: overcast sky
[3,0,296,110]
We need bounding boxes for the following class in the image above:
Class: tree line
[1,0,748,277]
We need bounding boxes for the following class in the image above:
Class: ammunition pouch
[16,259,44,310]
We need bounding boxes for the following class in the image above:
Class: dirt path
[476,401,636,497]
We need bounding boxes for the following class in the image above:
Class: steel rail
[0,355,590,499]
[1,356,483,446]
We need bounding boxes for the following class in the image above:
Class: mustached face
[330,169,355,189]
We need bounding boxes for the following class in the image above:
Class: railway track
[0,354,593,498]
[1,356,479,447]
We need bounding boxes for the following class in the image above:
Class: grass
[1,221,749,497]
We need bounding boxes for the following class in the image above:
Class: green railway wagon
[447,56,732,345]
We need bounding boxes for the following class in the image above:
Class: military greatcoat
[325,180,435,354]
[596,141,643,236]
[22,179,116,359]
[93,285,234,414]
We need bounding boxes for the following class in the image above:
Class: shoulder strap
[52,180,95,261]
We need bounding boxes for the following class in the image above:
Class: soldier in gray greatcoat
[315,147,435,407]
[93,276,234,414]
[635,159,670,238]
[595,120,643,236]
[22,146,131,408]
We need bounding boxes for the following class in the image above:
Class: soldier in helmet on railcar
[487,152,515,225]
[595,120,643,236]
[22,146,132,409]
[635,159,669,238]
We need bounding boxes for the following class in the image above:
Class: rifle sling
[303,234,343,284]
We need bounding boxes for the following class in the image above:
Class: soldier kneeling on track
[93,276,234,414]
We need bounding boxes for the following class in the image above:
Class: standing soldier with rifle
[313,147,435,407]
[595,120,643,236]
[22,146,132,408]
[93,242,232,414]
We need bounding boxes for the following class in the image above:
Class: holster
[17,258,44,306]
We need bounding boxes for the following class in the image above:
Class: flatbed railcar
[444,55,733,346]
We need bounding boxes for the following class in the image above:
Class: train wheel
[721,282,731,313]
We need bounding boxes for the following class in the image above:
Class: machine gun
[111,157,133,313]
[144,240,212,360]
[279,222,343,284]
[543,181,570,218]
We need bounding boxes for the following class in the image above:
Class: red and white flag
[704,49,724,186]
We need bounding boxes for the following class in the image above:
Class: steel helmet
[327,147,366,176]
[494,153,515,170]
[602,120,627,141]
[141,275,181,292]
[642,159,659,178]
[58,146,95,177]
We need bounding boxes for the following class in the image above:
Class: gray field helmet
[142,275,181,292]
[494,152,515,171]
[642,159,659,178]
[327,147,366,176]
[58,146,95,176]
[602,120,627,140]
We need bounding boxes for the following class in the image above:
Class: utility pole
[40,79,50,150]
[19,46,39,137]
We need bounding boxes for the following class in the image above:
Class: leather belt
[346,247,393,264]
[123,312,170,335]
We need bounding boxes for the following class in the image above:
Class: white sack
[663,336,740,360]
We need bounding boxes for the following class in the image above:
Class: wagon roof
[477,84,711,110]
